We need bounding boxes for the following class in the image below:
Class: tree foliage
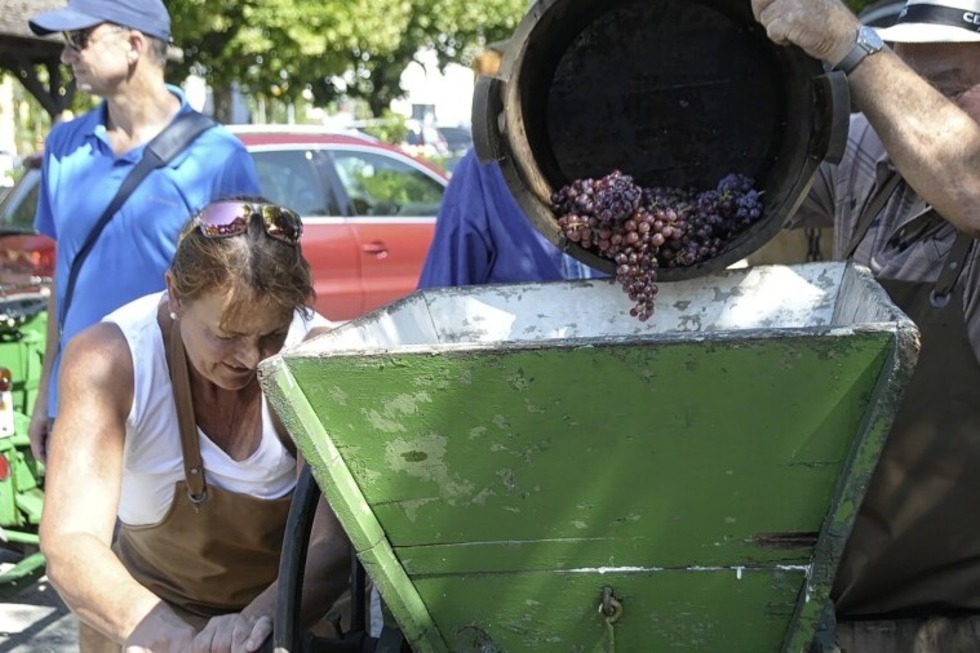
[845,0,883,14]
[166,0,528,117]
[164,0,891,118]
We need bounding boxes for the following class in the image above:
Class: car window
[249,149,329,216]
[329,150,444,217]
[0,169,41,232]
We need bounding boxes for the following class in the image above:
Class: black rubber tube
[273,464,319,652]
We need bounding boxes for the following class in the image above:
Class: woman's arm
[39,323,196,650]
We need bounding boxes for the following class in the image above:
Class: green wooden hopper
[259,262,918,652]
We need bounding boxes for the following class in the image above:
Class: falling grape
[551,170,764,321]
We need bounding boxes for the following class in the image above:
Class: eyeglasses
[61,25,127,52]
[194,201,303,245]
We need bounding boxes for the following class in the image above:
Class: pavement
[0,574,78,653]
[0,563,383,652]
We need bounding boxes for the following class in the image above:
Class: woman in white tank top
[39,199,351,652]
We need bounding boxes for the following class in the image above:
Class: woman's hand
[190,613,273,652]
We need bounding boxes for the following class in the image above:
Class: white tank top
[105,292,331,526]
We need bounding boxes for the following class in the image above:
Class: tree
[164,0,886,120]
[846,0,891,15]
[338,0,528,116]
[166,0,528,119]
[167,0,413,119]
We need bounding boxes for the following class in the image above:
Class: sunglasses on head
[61,24,126,52]
[194,201,303,245]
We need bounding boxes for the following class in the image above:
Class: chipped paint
[327,385,349,406]
[391,496,441,522]
[361,392,432,433]
[524,399,545,413]
[384,433,476,500]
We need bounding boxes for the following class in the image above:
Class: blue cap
[29,0,172,43]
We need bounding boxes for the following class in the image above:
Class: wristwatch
[834,26,885,75]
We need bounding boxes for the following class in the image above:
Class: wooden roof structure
[0,0,74,117]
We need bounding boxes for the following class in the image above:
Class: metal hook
[599,586,623,624]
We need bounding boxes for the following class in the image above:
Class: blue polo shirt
[35,85,260,416]
[417,148,605,289]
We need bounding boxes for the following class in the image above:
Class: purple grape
[551,169,764,321]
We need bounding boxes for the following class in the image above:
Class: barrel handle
[811,70,850,165]
[472,74,506,164]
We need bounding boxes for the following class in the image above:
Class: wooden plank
[410,567,806,652]
[286,335,890,554]
[396,539,810,577]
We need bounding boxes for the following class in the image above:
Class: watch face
[858,26,884,51]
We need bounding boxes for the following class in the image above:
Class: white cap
[875,0,980,42]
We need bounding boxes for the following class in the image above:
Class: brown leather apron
[833,226,980,648]
[79,320,292,651]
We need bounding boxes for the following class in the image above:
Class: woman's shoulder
[60,321,134,397]
[97,293,166,382]
[103,292,166,329]
[283,308,334,348]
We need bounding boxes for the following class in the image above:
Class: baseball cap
[875,0,980,43]
[29,0,172,43]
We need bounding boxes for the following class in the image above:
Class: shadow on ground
[0,577,77,653]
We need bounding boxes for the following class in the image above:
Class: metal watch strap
[837,43,870,75]
[835,27,882,76]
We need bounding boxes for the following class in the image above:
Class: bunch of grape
[551,170,764,320]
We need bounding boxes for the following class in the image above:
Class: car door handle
[362,242,389,258]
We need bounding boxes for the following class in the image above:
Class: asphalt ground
[0,574,78,652]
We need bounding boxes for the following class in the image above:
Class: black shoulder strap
[844,173,902,259]
[58,111,217,332]
[844,171,976,306]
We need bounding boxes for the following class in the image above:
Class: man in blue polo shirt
[26,0,259,462]
[417,147,604,288]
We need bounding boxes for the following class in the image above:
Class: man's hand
[191,613,272,653]
[752,0,862,66]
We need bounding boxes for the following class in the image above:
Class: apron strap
[167,317,208,503]
[845,173,902,260]
[844,172,975,308]
[931,231,976,308]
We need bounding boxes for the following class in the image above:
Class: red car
[0,126,447,321]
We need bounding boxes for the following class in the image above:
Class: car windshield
[0,169,41,235]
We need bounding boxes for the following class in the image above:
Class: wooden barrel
[472,0,850,280]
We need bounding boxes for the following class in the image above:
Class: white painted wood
[288,262,913,356]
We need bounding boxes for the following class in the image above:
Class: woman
[39,198,350,652]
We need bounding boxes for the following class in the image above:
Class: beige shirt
[792,112,980,356]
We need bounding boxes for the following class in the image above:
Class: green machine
[0,292,48,596]
[260,262,919,652]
